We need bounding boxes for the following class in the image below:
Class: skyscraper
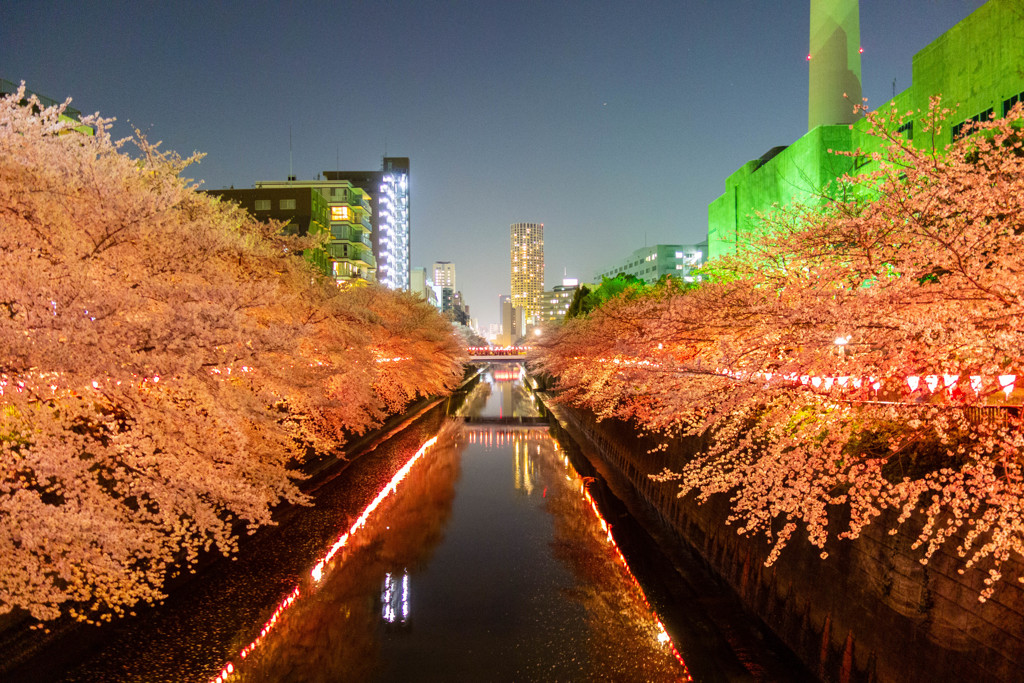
[510,222,544,325]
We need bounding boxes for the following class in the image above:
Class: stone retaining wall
[551,403,1024,683]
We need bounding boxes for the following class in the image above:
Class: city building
[536,279,583,324]
[410,266,439,308]
[324,157,410,291]
[203,186,336,277]
[431,261,459,315]
[449,291,470,326]
[595,244,706,284]
[510,222,544,325]
[432,261,456,292]
[247,178,376,283]
[498,295,524,347]
[439,287,455,314]
[708,0,1024,260]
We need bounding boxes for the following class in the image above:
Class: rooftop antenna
[336,144,340,171]
[892,78,897,99]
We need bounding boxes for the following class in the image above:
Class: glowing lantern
[942,374,959,392]
[906,376,920,392]
[924,375,939,392]
[999,374,1016,398]
[970,376,983,394]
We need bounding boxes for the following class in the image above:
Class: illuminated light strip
[208,435,439,683]
[585,355,1022,402]
[208,586,300,683]
[578,482,691,675]
[311,435,438,582]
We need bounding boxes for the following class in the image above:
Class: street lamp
[835,335,850,359]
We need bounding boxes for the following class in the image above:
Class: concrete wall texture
[708,0,1024,261]
[555,405,1024,682]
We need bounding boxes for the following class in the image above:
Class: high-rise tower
[808,0,862,130]
[510,222,544,326]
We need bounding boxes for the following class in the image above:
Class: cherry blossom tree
[0,86,465,623]
[535,98,1024,599]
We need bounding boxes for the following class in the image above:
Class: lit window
[255,199,271,211]
[280,198,296,210]
[675,251,683,258]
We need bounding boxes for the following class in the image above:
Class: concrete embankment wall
[547,402,1024,683]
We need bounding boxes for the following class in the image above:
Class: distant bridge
[460,416,549,425]
[466,346,532,362]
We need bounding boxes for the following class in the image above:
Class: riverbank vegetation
[535,98,1024,600]
[0,88,465,624]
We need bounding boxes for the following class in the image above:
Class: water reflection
[49,365,687,682]
[228,365,689,682]
[228,426,462,682]
[381,571,410,628]
[455,363,542,419]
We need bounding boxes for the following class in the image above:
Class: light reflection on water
[227,365,689,682]
[47,365,688,682]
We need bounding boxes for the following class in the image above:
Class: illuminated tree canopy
[0,87,466,623]
[535,98,1024,600]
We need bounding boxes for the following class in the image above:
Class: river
[10,363,806,682]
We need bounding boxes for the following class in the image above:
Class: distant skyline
[2,0,986,328]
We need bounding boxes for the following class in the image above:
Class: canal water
[222,364,689,682]
[11,364,803,682]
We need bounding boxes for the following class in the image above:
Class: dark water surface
[226,365,687,682]
[14,364,759,681]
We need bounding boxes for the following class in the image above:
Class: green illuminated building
[708,0,1024,260]
[206,179,376,283]
[252,179,376,284]
[1,78,95,135]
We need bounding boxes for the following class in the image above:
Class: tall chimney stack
[808,0,862,130]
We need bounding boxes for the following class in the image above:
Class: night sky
[3,0,986,329]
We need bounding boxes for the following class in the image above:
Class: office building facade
[249,179,375,283]
[596,244,706,284]
[324,157,410,291]
[432,261,456,292]
[537,279,582,324]
[203,185,353,279]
